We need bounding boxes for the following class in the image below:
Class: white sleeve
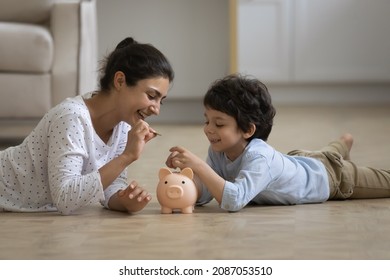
[47,113,105,215]
[101,122,131,208]
[102,169,128,209]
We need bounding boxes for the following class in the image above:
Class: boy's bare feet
[340,133,353,160]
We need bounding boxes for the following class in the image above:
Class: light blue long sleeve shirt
[197,139,329,212]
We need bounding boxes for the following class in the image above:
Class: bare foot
[340,133,353,160]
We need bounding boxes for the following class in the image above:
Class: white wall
[96,0,390,124]
[96,0,229,123]
[96,0,229,97]
[235,0,390,107]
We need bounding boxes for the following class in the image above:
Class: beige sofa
[0,0,97,141]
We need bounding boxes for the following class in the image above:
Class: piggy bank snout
[166,185,184,199]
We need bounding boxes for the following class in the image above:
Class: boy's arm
[167,146,225,205]
[195,163,225,204]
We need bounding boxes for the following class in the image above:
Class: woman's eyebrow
[147,87,163,98]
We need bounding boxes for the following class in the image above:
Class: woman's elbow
[57,207,74,215]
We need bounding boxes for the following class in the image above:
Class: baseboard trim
[268,84,390,105]
[2,84,389,129]
[150,84,390,124]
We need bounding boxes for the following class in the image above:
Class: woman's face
[118,77,170,126]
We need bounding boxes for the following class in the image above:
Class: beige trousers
[288,140,390,200]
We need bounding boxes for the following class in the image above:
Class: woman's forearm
[98,154,133,189]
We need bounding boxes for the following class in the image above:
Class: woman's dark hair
[203,74,276,141]
[99,37,174,91]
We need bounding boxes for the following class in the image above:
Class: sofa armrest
[51,1,79,105]
[51,0,97,105]
[79,0,98,95]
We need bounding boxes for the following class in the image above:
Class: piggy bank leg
[161,206,173,214]
[181,206,194,214]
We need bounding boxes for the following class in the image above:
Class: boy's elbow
[221,201,245,212]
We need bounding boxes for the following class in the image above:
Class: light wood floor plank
[1,105,390,260]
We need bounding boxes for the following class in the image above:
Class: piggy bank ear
[180,167,194,180]
[159,167,172,180]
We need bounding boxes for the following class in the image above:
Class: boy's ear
[243,123,256,139]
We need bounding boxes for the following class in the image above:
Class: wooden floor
[1,105,390,260]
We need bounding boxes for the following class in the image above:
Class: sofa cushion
[0,73,51,118]
[0,22,53,73]
[0,0,57,23]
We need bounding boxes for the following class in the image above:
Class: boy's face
[203,107,249,161]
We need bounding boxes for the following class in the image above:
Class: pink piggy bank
[156,167,198,214]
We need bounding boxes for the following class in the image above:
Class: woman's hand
[122,120,157,164]
[115,181,152,213]
[98,120,158,189]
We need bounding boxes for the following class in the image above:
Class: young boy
[165,74,390,212]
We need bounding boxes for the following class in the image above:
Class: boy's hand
[166,146,203,171]
[166,146,225,204]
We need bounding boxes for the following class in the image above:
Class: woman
[0,37,174,215]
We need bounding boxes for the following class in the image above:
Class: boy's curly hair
[203,74,276,141]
